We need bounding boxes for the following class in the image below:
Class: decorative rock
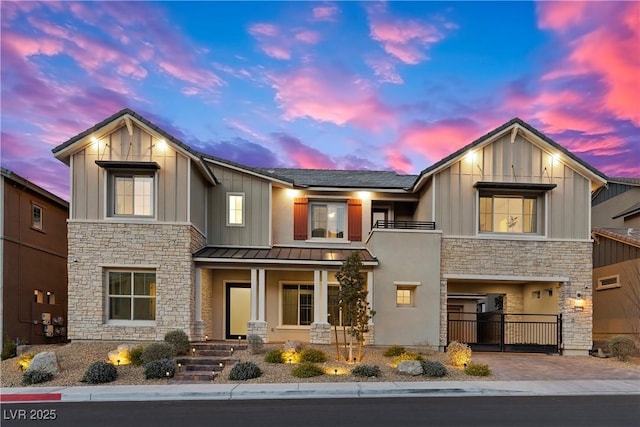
[283,340,302,353]
[26,352,59,375]
[397,360,423,376]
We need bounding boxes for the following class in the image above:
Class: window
[227,193,245,226]
[597,275,620,290]
[110,173,154,217]
[34,290,44,304]
[395,283,419,307]
[310,202,345,239]
[479,194,537,233]
[282,284,314,326]
[32,203,43,230]
[107,271,156,321]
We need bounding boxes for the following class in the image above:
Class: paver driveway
[472,352,640,380]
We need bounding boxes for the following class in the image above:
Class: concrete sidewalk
[2,379,639,403]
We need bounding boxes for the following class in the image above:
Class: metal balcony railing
[372,220,436,230]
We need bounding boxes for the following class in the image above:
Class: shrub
[392,352,424,367]
[83,361,118,384]
[164,330,190,356]
[421,360,447,378]
[129,346,144,366]
[142,342,176,364]
[447,341,472,367]
[352,364,381,378]
[229,361,262,380]
[22,369,54,385]
[383,345,406,357]
[291,362,324,378]
[17,352,35,371]
[1,341,17,360]
[144,358,176,379]
[247,334,265,354]
[608,335,637,361]
[464,362,491,377]
[264,349,284,363]
[300,348,328,363]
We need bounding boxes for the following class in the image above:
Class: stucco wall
[442,237,593,355]
[67,221,204,341]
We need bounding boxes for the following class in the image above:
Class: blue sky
[1,1,638,199]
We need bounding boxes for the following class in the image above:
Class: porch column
[364,271,374,345]
[194,267,204,341]
[310,269,331,344]
[440,278,448,351]
[247,268,268,342]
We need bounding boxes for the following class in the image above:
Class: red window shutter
[293,197,308,240]
[348,199,362,241]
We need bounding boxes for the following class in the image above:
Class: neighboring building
[591,177,640,344]
[1,168,69,350]
[52,110,607,356]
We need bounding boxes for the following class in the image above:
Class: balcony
[373,220,436,230]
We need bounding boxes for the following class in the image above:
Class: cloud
[312,5,339,22]
[384,147,413,174]
[366,57,404,84]
[248,23,280,37]
[295,30,321,44]
[268,66,395,130]
[205,137,281,168]
[272,133,337,169]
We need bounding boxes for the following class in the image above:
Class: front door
[226,283,251,339]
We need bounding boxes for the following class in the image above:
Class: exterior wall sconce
[574,292,585,309]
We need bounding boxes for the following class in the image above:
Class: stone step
[191,343,247,351]
[176,356,237,366]
[174,370,224,382]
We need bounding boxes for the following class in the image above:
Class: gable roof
[254,168,416,190]
[608,177,640,186]
[1,167,69,207]
[592,227,640,249]
[412,118,608,191]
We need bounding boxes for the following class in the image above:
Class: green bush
[608,335,637,361]
[83,361,118,384]
[247,334,265,354]
[164,330,190,356]
[392,352,424,366]
[383,345,406,357]
[129,346,144,366]
[142,342,176,364]
[447,341,472,367]
[144,358,176,379]
[421,360,447,377]
[22,369,54,385]
[351,364,381,378]
[1,341,17,360]
[464,362,491,377]
[229,361,262,380]
[264,349,284,363]
[291,362,324,378]
[300,348,328,363]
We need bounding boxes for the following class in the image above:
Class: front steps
[173,342,247,382]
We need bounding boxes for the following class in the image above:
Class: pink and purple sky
[1,1,639,200]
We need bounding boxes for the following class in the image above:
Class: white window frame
[226,192,245,227]
[309,201,347,240]
[597,274,621,290]
[31,203,43,230]
[108,171,156,218]
[279,282,314,327]
[394,281,420,308]
[106,270,157,325]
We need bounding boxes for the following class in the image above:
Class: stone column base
[310,322,331,344]
[247,321,268,343]
[194,320,205,342]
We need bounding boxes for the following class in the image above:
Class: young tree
[336,252,375,362]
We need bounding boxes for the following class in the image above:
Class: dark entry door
[226,283,251,339]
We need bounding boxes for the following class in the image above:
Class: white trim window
[597,275,621,290]
[479,194,538,234]
[32,203,43,230]
[282,284,314,326]
[227,193,245,226]
[310,202,346,239]
[110,173,154,217]
[107,271,156,321]
[395,282,419,307]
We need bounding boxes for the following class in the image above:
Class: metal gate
[447,312,562,354]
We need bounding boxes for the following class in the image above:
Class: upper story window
[479,195,537,233]
[227,193,245,226]
[32,203,43,230]
[310,202,346,239]
[96,161,159,219]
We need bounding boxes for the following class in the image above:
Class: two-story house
[1,168,69,350]
[52,109,607,356]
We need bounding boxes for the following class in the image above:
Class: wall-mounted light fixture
[574,291,585,309]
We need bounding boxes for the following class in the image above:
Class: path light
[177,363,182,372]
[288,357,292,365]
[192,347,196,356]
[205,335,208,342]
[211,370,216,382]
[219,362,224,369]
[165,371,170,383]
[230,347,234,354]
[117,359,120,366]
[334,369,338,376]
[238,336,242,345]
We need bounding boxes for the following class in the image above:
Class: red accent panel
[293,197,308,240]
[348,199,362,241]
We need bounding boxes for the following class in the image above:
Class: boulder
[283,340,302,353]
[397,360,423,376]
[26,352,59,375]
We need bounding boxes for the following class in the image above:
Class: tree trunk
[334,324,341,361]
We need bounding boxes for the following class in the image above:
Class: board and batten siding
[207,166,270,246]
[70,124,189,222]
[189,165,208,234]
[432,133,591,239]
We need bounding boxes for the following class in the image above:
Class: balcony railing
[373,220,436,230]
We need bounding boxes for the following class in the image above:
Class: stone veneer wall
[440,238,593,355]
[67,221,204,341]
